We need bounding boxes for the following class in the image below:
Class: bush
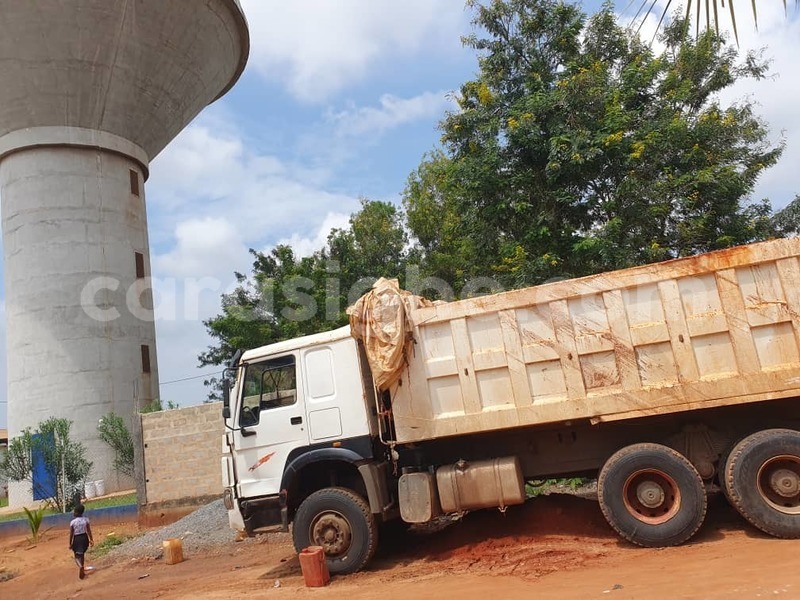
[23,506,46,543]
[97,413,134,478]
[0,418,92,512]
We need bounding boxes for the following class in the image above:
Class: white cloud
[276,211,352,257]
[153,217,250,281]
[239,0,468,102]
[329,91,454,138]
[147,121,360,247]
[717,7,800,208]
[145,117,364,407]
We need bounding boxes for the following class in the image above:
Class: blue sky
[1,1,799,428]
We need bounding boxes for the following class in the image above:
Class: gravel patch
[106,499,289,560]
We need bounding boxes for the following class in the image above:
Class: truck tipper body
[221,238,800,574]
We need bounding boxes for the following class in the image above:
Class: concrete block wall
[141,402,223,504]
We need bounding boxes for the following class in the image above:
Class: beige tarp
[347,278,432,390]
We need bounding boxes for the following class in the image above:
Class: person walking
[69,504,94,579]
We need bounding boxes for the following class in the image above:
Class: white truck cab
[222,326,394,572]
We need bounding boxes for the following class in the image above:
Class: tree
[404,0,783,289]
[403,151,483,295]
[97,413,134,478]
[0,418,92,512]
[770,194,800,236]
[199,200,410,391]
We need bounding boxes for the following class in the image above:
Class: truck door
[232,354,309,499]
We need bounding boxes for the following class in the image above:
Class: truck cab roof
[239,325,353,364]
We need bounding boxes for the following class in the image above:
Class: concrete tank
[0,1,249,506]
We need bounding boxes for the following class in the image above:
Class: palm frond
[635,0,799,44]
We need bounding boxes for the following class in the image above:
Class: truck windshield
[239,354,297,427]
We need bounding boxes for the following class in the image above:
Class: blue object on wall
[31,433,56,501]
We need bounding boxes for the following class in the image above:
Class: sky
[1,1,799,428]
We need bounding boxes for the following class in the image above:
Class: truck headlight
[223,488,234,510]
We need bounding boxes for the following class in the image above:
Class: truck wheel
[725,429,800,538]
[292,487,378,574]
[718,441,738,502]
[598,443,707,547]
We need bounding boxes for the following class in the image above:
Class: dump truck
[221,237,800,574]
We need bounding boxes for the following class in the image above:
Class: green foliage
[1,431,34,484]
[526,479,560,497]
[0,418,92,512]
[526,477,589,497]
[97,413,134,478]
[22,506,46,543]
[90,532,132,557]
[408,0,784,288]
[770,195,800,237]
[139,398,179,413]
[403,151,482,295]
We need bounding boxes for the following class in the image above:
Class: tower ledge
[0,127,150,179]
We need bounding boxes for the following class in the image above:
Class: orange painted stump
[298,546,330,587]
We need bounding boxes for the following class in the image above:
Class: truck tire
[718,441,738,502]
[598,443,707,547]
[724,428,800,539]
[292,487,378,575]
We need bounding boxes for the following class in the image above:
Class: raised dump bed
[389,237,800,442]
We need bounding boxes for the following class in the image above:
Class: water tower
[0,1,249,506]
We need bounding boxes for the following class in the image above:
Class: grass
[90,532,133,558]
[0,492,137,523]
[526,477,590,498]
[86,492,137,510]
[0,506,56,524]
[0,497,8,508]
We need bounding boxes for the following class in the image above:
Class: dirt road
[1,495,798,599]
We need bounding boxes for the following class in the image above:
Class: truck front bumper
[225,487,246,532]
[238,491,289,535]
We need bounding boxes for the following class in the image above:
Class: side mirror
[222,377,231,419]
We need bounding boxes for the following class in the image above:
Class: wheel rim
[756,455,800,515]
[309,510,352,559]
[622,469,682,525]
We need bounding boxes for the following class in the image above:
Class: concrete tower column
[1,131,157,499]
[0,1,249,507]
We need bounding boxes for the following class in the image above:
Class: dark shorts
[71,533,89,555]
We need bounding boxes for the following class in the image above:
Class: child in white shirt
[69,504,94,579]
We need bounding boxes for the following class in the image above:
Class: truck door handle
[290,416,303,425]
